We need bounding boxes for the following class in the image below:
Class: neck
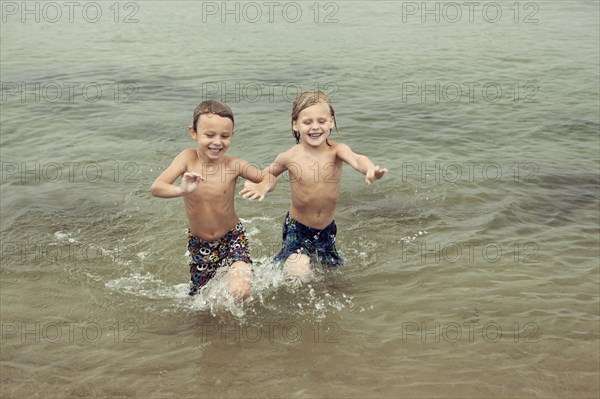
[300,140,328,153]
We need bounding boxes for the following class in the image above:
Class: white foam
[54,231,78,243]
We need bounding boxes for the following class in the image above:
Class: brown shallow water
[1,1,599,397]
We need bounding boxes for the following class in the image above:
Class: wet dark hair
[192,100,234,130]
[291,91,336,145]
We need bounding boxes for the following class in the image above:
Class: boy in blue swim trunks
[240,91,387,278]
[151,100,273,299]
[274,211,343,267]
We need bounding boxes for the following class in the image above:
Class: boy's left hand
[239,180,267,201]
[366,165,388,185]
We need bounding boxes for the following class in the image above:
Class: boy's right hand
[180,172,204,194]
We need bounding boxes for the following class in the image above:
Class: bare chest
[290,157,342,184]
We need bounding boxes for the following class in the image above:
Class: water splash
[103,257,355,322]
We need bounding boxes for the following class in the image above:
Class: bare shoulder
[178,148,198,161]
[155,148,197,181]
[276,145,301,164]
[330,141,351,152]
[168,148,197,169]
[331,141,355,156]
[331,141,363,165]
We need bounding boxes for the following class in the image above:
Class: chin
[206,150,225,159]
[308,138,327,146]
[304,135,329,145]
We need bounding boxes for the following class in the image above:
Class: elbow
[150,180,160,197]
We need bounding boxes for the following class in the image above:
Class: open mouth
[308,133,323,139]
[208,147,222,154]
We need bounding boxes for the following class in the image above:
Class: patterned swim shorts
[274,212,344,267]
[187,222,252,296]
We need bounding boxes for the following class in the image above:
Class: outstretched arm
[336,143,388,185]
[151,150,203,198]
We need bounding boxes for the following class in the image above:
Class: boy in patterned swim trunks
[240,91,387,278]
[151,100,274,299]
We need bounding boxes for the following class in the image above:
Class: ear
[292,120,298,133]
[188,126,197,139]
[330,116,335,129]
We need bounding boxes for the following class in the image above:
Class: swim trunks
[274,212,343,267]
[187,222,252,296]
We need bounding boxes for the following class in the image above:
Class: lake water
[1,1,599,397]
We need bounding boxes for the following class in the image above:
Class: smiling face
[292,102,335,148]
[188,113,234,161]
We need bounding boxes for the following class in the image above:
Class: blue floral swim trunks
[274,212,343,267]
[187,222,252,296]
